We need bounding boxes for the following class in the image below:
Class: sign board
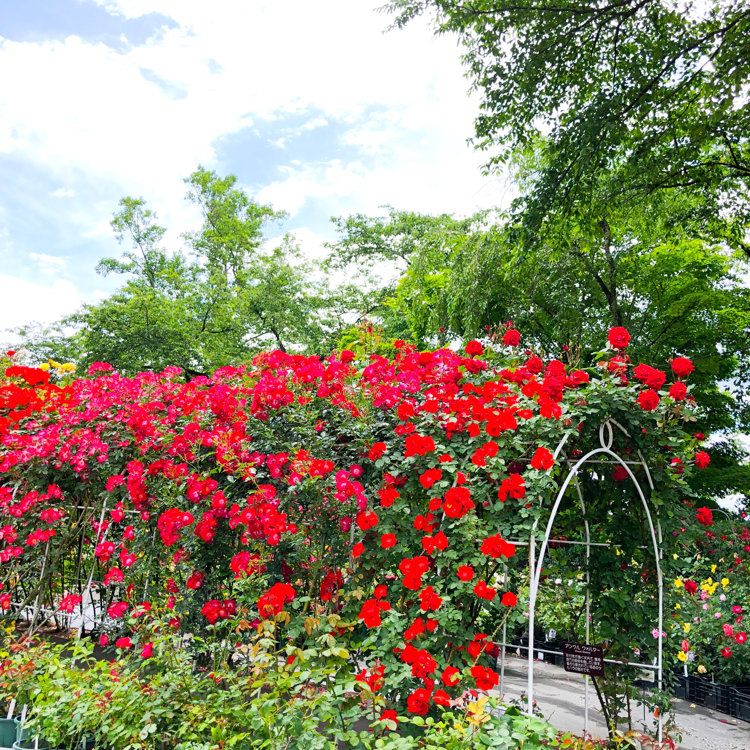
[562,642,605,676]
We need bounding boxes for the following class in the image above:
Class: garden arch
[498,419,665,742]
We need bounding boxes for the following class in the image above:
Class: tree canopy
[386,0,750,255]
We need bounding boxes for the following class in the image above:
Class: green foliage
[20,169,349,376]
[386,0,750,257]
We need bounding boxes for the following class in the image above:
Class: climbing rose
[501,592,518,607]
[694,451,710,469]
[474,580,497,600]
[633,364,666,390]
[503,329,520,347]
[380,533,397,549]
[464,340,484,357]
[368,442,386,461]
[406,688,431,715]
[457,565,474,581]
[530,447,554,471]
[470,664,499,691]
[684,579,698,595]
[668,382,687,400]
[696,507,713,527]
[671,357,694,378]
[608,326,630,350]
[481,534,516,559]
[497,474,525,502]
[442,666,460,686]
[636,390,660,411]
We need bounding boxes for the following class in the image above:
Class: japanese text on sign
[562,642,605,676]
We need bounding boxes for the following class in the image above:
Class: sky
[0,0,514,339]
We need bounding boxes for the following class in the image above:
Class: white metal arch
[522,420,664,741]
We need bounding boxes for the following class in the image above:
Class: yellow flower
[675,604,681,610]
[711,565,716,574]
[48,359,61,369]
[677,651,688,662]
[673,553,679,560]
[674,579,683,589]
[60,363,75,373]
[39,363,50,371]
[697,664,707,674]
[721,578,729,589]
[683,623,690,633]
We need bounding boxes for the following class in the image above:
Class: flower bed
[0,329,711,745]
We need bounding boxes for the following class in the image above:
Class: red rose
[457,565,474,581]
[668,381,687,400]
[694,451,710,469]
[501,591,518,607]
[530,447,554,471]
[671,357,694,378]
[442,666,460,686]
[503,329,520,347]
[633,364,666,390]
[481,534,516,559]
[608,326,630,350]
[470,664,499,691]
[636,390,660,411]
[380,533,397,548]
[406,688,431,715]
[368,442,386,461]
[474,580,497,601]
[696,507,713,527]
[684,579,698,594]
[465,340,484,357]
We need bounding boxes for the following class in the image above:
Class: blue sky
[0,0,513,337]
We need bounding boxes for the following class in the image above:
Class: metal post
[78,500,108,638]
[499,564,508,697]
[527,534,537,717]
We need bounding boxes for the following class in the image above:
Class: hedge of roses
[0,329,709,728]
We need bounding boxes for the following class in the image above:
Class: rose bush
[0,330,709,737]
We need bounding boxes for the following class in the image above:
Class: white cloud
[0,1,497,231]
[51,187,76,198]
[0,275,83,336]
[29,252,67,274]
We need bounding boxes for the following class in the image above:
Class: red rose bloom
[470,664,499,691]
[671,357,694,378]
[668,382,687,400]
[684,579,698,594]
[380,533,397,548]
[474,580,497,600]
[503,329,520,347]
[498,473,525,502]
[696,507,713,527]
[442,666,460,686]
[368,442,386,461]
[501,591,518,607]
[694,451,710,469]
[442,486,474,519]
[530,447,554,471]
[465,340,484,357]
[457,565,474,581]
[636,390,660,411]
[633,364,667,390]
[481,534,516,559]
[608,326,630,350]
[406,688,431,715]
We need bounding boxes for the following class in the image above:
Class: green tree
[328,199,750,504]
[21,169,346,376]
[387,0,750,255]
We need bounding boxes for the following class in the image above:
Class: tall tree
[23,169,345,376]
[387,0,750,255]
